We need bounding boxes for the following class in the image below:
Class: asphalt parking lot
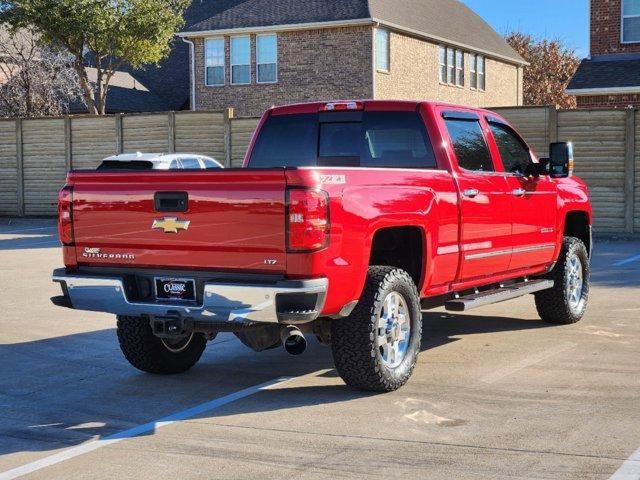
[1,217,639,480]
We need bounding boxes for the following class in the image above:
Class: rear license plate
[154,277,196,302]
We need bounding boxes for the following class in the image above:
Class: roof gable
[185,0,370,32]
[181,0,524,65]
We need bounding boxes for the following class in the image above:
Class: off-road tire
[116,316,207,374]
[331,266,422,392]
[535,237,590,324]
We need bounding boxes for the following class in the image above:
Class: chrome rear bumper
[52,269,328,325]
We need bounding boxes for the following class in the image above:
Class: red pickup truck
[52,100,592,392]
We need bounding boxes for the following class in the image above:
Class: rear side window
[248,111,437,169]
[445,119,494,172]
[180,157,201,169]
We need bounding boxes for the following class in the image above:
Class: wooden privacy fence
[0,105,639,233]
[493,106,639,234]
[0,109,260,217]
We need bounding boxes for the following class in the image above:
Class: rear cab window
[248,111,437,169]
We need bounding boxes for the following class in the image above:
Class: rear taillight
[286,188,329,252]
[58,185,74,245]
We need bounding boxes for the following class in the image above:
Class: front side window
[205,38,224,86]
[257,34,277,83]
[376,28,390,71]
[489,122,531,174]
[231,36,250,85]
[445,118,494,172]
[623,0,640,42]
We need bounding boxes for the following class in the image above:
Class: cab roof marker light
[321,101,363,112]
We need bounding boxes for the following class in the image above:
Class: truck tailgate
[69,170,286,272]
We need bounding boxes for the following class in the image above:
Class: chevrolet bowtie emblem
[152,217,191,234]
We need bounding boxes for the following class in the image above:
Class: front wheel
[535,237,590,324]
[331,267,422,392]
[116,316,207,374]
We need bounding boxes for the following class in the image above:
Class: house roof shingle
[181,0,525,65]
[567,56,640,92]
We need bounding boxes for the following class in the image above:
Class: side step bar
[445,279,554,312]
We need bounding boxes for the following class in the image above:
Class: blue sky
[461,0,590,57]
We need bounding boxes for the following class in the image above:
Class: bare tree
[0,28,83,117]
[506,32,581,109]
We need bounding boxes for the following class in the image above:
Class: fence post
[15,118,24,216]
[115,113,124,154]
[224,107,234,168]
[64,116,72,171]
[548,105,558,144]
[168,111,176,153]
[624,108,636,234]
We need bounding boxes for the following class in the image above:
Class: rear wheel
[116,316,207,374]
[535,237,590,324]
[331,267,422,392]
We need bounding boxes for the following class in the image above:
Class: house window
[456,50,465,86]
[231,36,251,85]
[376,28,390,72]
[440,46,464,86]
[439,46,446,83]
[623,0,640,43]
[257,34,277,83]
[205,38,224,86]
[470,54,485,91]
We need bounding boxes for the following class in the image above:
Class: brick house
[568,0,640,108]
[177,0,526,117]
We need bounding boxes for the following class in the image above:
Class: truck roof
[268,100,497,116]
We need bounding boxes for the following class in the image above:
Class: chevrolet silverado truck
[51,100,592,392]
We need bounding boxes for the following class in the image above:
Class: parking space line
[613,254,640,267]
[609,445,640,479]
[0,376,295,480]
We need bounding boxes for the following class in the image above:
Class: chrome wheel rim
[161,332,194,353]
[375,291,411,368]
[565,254,584,311]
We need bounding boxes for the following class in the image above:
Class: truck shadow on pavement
[0,312,554,459]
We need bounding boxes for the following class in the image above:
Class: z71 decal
[320,175,346,185]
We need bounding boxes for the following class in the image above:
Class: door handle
[463,188,480,198]
[512,188,526,197]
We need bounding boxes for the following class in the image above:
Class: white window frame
[470,53,486,91]
[204,37,225,87]
[622,0,640,43]
[439,46,447,83]
[230,35,251,85]
[256,33,278,84]
[375,28,390,72]
[455,50,465,87]
[440,46,464,87]
[446,47,455,85]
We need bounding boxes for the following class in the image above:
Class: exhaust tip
[281,326,307,356]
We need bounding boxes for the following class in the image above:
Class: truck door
[443,112,513,282]
[486,119,558,271]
